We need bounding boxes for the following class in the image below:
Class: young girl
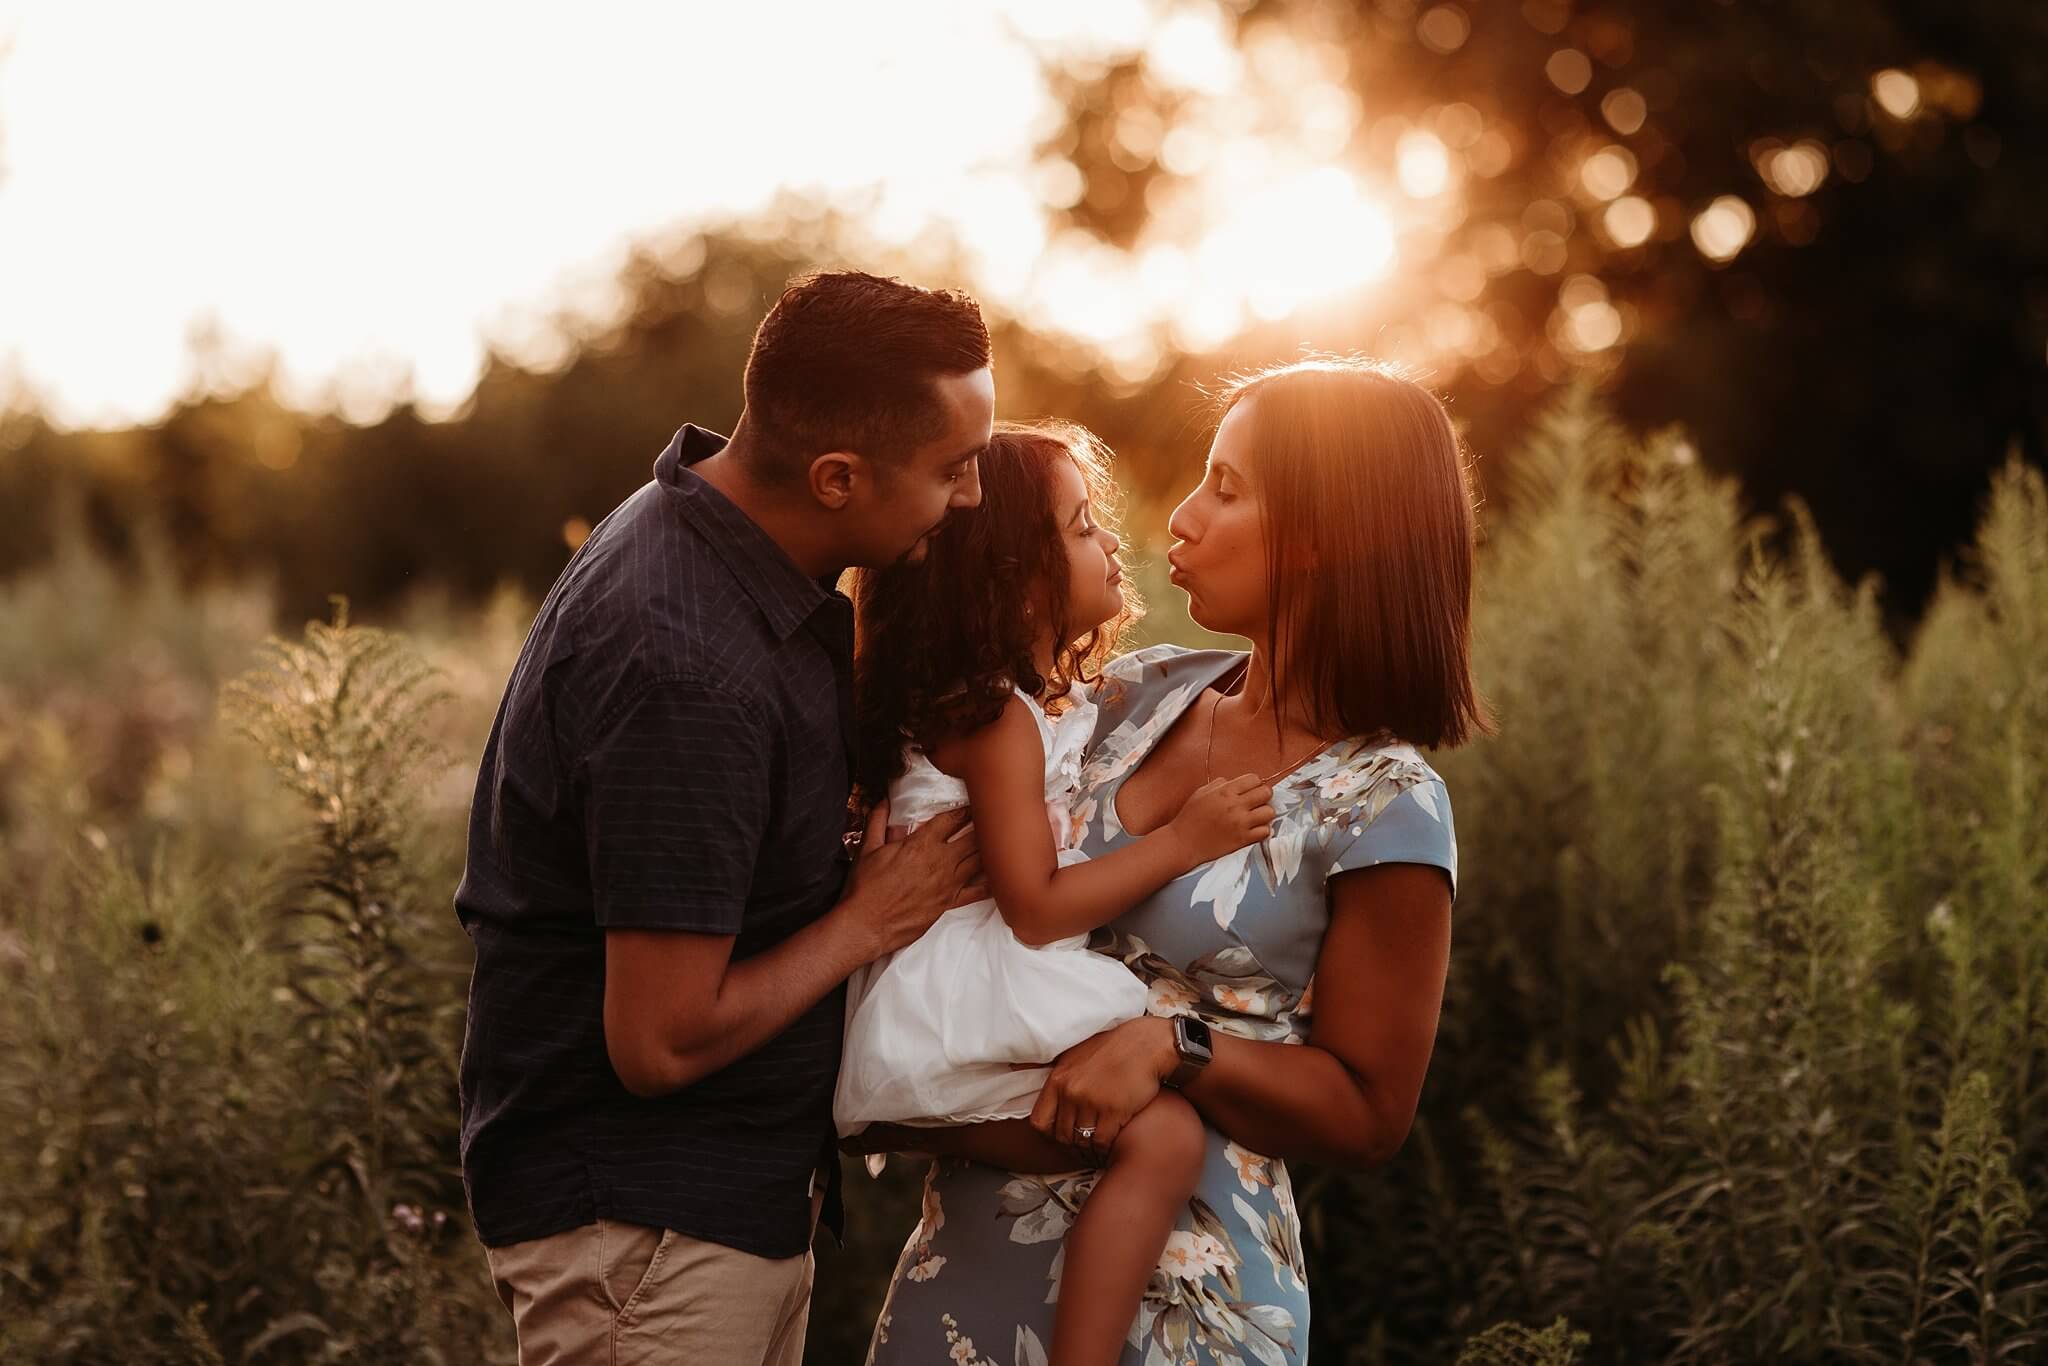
[838,421,1274,1366]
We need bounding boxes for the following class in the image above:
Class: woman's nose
[1102,528,1122,555]
[1166,495,1199,543]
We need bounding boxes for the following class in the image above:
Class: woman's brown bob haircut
[1218,357,1489,751]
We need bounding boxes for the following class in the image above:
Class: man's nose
[954,463,984,508]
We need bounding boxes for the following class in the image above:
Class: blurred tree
[1030,0,2048,620]
[1,232,799,622]
[8,1,2046,629]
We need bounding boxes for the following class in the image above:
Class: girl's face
[1166,400,1270,639]
[1048,454,1126,634]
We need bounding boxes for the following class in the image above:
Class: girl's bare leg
[1048,1093,1206,1366]
[854,1098,1207,1366]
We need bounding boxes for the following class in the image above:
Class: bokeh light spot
[1690,195,1757,263]
[1434,102,1485,148]
[1758,140,1829,197]
[1600,87,1647,135]
[1579,145,1638,200]
[1398,129,1454,197]
[1546,49,1593,95]
[1418,6,1471,55]
[1147,8,1241,93]
[1871,68,1921,119]
[1602,195,1656,248]
[1036,160,1087,210]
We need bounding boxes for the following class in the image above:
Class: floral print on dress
[1087,931,1305,1045]
[865,647,1457,1366]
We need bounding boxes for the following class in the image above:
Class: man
[455,271,993,1364]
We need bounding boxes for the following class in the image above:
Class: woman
[863,357,1488,1366]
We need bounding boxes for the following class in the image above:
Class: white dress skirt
[835,689,1149,1137]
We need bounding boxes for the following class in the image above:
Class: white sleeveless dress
[835,689,1150,1136]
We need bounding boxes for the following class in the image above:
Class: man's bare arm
[602,805,979,1096]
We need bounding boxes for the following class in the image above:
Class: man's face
[851,366,992,568]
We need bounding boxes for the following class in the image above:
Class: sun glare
[1200,168,1397,323]
[6,0,1627,422]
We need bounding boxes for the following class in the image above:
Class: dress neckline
[1107,651,1344,839]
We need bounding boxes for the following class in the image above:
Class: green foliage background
[3,396,2044,1363]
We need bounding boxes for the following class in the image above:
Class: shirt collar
[655,424,839,642]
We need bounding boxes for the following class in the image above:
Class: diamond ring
[1076,1126,1096,1141]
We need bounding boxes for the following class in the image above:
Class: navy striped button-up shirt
[456,424,853,1257]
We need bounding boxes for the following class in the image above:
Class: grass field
[4,395,2044,1364]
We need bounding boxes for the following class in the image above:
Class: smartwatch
[1166,1015,1214,1089]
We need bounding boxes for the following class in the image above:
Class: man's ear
[808,451,860,509]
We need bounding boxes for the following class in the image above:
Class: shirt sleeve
[577,678,770,933]
[1326,776,1458,903]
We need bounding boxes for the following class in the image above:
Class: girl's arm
[1026,861,1453,1167]
[933,696,1272,947]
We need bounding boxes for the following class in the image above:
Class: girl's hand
[1028,1016,1180,1157]
[1164,774,1276,867]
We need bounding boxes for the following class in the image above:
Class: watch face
[1180,1015,1214,1059]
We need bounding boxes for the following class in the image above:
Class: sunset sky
[0,0,1467,429]
[0,2,1070,425]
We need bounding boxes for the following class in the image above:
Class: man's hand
[602,803,980,1099]
[839,802,983,961]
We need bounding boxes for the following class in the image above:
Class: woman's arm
[936,696,1272,947]
[1029,861,1453,1167]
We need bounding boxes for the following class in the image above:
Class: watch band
[1166,1015,1213,1089]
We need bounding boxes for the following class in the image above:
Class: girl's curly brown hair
[851,420,1140,809]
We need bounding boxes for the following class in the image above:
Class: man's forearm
[649,899,878,1092]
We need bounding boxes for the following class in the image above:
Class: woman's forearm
[1159,1019,1412,1168]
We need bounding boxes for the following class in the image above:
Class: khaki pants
[486,1218,814,1366]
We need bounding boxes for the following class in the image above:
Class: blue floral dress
[864,646,1458,1366]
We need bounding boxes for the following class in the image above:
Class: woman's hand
[1028,1015,1180,1158]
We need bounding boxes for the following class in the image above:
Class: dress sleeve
[576,677,770,933]
[1324,773,1457,903]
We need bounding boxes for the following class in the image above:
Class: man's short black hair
[739,271,992,484]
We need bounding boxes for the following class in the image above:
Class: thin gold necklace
[1201,689,1331,787]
